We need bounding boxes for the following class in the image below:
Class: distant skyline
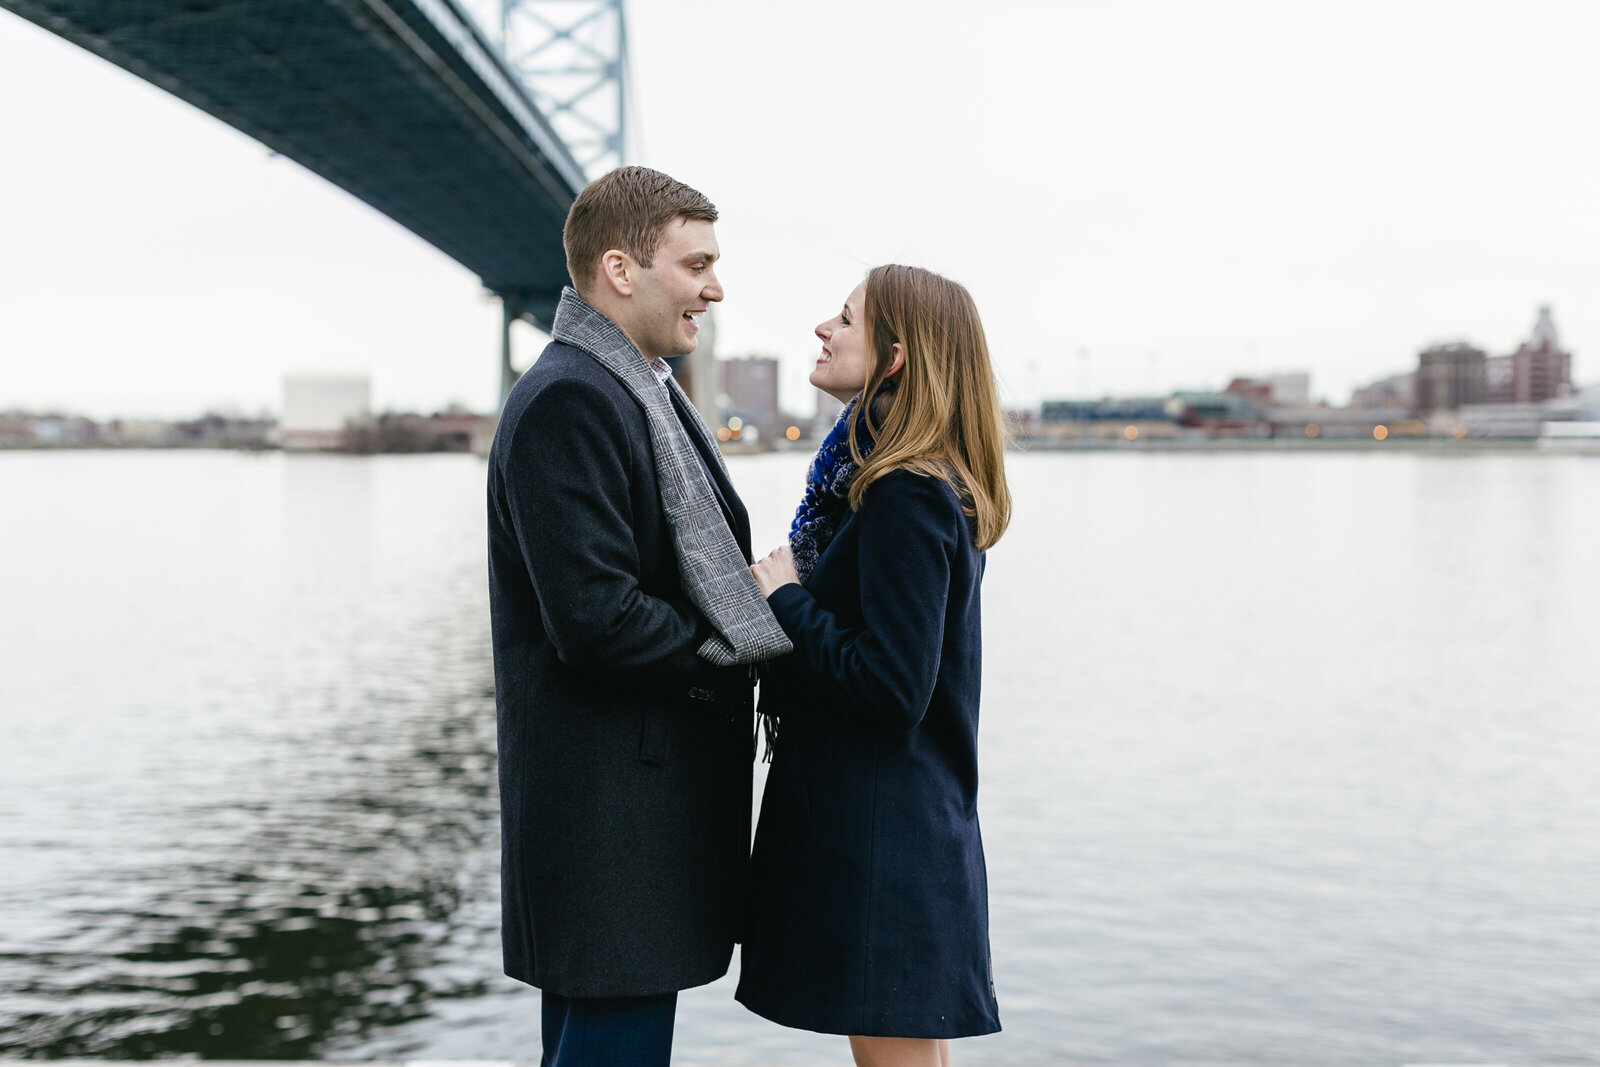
[3,1,1598,419]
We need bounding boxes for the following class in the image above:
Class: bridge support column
[499,294,522,411]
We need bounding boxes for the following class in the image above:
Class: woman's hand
[751,545,800,597]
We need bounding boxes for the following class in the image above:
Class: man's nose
[703,271,724,302]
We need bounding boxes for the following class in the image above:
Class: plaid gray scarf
[551,287,792,667]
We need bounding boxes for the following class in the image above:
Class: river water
[1,449,1597,1065]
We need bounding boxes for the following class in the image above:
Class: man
[486,166,791,1066]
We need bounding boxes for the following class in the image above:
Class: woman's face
[811,281,874,404]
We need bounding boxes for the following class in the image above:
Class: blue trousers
[540,990,678,1067]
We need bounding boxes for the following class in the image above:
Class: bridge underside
[2,0,585,330]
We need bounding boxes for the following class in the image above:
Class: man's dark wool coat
[487,340,756,998]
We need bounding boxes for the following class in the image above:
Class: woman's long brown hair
[845,264,1011,551]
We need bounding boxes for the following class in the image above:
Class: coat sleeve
[765,470,959,731]
[502,375,714,686]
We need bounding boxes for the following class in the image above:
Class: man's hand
[751,545,800,598]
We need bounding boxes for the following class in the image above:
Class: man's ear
[886,342,907,378]
[598,249,634,297]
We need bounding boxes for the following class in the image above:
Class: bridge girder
[2,0,588,332]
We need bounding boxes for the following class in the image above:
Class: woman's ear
[886,342,906,378]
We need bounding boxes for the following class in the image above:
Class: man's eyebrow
[680,249,718,263]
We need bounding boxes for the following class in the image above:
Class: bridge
[0,0,633,404]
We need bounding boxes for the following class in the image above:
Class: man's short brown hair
[563,166,718,295]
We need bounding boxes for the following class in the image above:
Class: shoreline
[6,439,1599,456]
[1009,435,1600,454]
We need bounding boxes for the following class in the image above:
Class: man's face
[624,218,723,361]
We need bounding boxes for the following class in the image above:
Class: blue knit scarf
[790,393,877,584]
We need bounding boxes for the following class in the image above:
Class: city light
[1373,425,1389,441]
[1123,425,1139,441]
[785,426,801,441]
[1305,423,1320,438]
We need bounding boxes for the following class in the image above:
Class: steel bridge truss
[497,0,629,176]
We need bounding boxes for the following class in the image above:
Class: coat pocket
[637,705,666,766]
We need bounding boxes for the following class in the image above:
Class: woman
[738,264,1011,1067]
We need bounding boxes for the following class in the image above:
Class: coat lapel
[668,384,751,557]
[550,286,789,665]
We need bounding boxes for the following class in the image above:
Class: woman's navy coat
[736,469,1001,1038]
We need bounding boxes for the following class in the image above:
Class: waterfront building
[1485,354,1515,403]
[280,374,371,451]
[1039,396,1178,440]
[429,408,495,453]
[1449,403,1548,438]
[1224,372,1314,409]
[699,355,783,445]
[1167,391,1271,436]
[0,412,36,446]
[1267,372,1312,406]
[1415,342,1486,413]
[1351,371,1416,411]
[1223,377,1272,407]
[1510,305,1572,404]
[1539,382,1600,449]
[667,306,718,421]
[169,413,275,448]
[719,355,780,438]
[108,419,176,446]
[720,356,779,420]
[8,414,103,446]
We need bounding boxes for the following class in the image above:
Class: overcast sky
[3,0,1597,418]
